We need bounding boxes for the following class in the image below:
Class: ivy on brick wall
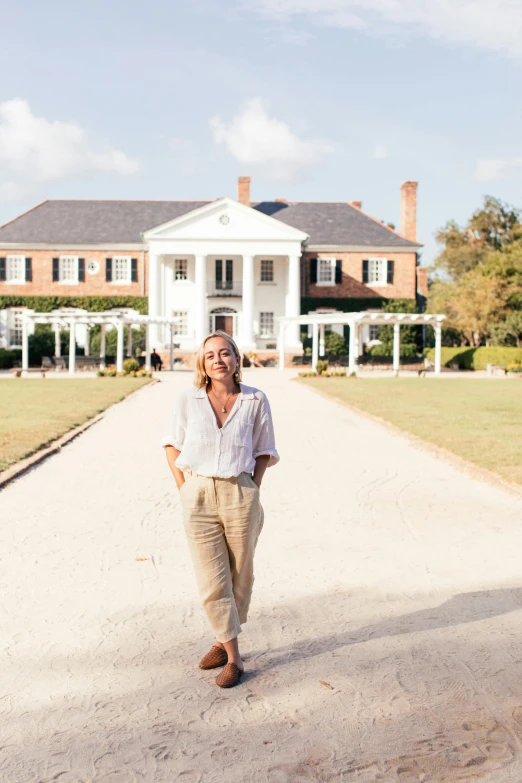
[0,295,148,314]
[301,297,386,313]
[300,297,417,314]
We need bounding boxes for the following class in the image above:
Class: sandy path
[2,370,522,783]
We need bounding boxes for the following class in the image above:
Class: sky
[0,0,521,264]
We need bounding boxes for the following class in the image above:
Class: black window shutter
[335,259,342,284]
[0,258,6,282]
[25,257,32,282]
[131,258,138,282]
[52,258,59,282]
[78,258,85,282]
[310,258,318,284]
[226,259,233,283]
[362,259,369,284]
[215,258,222,282]
[387,259,394,284]
[106,258,112,282]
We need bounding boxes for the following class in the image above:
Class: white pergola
[21,311,182,375]
[278,311,446,375]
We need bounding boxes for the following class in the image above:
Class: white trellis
[278,311,446,375]
[21,311,183,375]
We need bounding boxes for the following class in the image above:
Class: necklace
[209,387,236,413]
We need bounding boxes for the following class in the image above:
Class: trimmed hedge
[424,346,522,370]
[301,297,386,313]
[0,348,20,369]
[0,295,148,314]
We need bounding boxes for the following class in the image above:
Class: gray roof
[0,199,421,248]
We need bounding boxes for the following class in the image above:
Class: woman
[162,331,279,688]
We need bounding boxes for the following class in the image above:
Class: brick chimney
[238,176,251,207]
[400,181,417,241]
[350,201,362,210]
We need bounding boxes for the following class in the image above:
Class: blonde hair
[194,330,243,388]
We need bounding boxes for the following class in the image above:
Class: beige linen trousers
[180,471,264,643]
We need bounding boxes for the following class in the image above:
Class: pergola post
[169,324,174,371]
[319,323,326,357]
[68,321,76,375]
[145,322,151,372]
[116,321,124,372]
[348,321,356,374]
[312,322,319,372]
[100,324,106,370]
[85,327,90,357]
[54,323,61,358]
[126,324,133,358]
[22,315,29,372]
[392,322,400,377]
[279,320,285,371]
[434,322,442,376]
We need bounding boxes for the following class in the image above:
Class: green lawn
[299,377,522,486]
[0,378,151,472]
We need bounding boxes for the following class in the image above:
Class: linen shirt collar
[193,383,255,400]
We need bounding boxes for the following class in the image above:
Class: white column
[319,323,326,357]
[145,323,151,371]
[148,252,161,347]
[194,254,207,345]
[68,321,76,375]
[22,316,29,371]
[393,322,400,376]
[312,322,319,372]
[435,322,442,376]
[126,324,133,357]
[241,254,255,349]
[100,324,106,370]
[169,324,174,371]
[279,320,285,370]
[116,321,124,372]
[348,322,356,374]
[54,324,61,357]
[285,255,301,348]
[85,327,90,357]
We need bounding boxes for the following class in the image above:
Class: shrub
[122,358,139,374]
[324,331,347,357]
[369,343,418,358]
[507,363,522,373]
[315,359,328,374]
[298,371,318,377]
[0,349,19,369]
[423,346,522,370]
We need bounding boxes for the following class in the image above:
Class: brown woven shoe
[198,645,228,670]
[215,663,243,688]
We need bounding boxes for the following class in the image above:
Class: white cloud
[475,156,522,182]
[0,99,142,202]
[239,0,522,60]
[373,143,388,159]
[209,98,333,181]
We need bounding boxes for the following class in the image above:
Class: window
[9,308,24,348]
[59,256,78,284]
[172,311,188,336]
[113,256,131,283]
[174,259,187,280]
[369,324,380,341]
[259,312,274,338]
[317,258,335,285]
[6,255,25,283]
[215,259,233,290]
[369,258,386,285]
[260,259,273,282]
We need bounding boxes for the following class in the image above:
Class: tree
[434,197,522,279]
[430,197,522,346]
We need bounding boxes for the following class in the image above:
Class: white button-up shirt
[161,382,280,478]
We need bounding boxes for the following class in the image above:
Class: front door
[215,314,233,335]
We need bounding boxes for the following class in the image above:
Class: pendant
[222,407,226,413]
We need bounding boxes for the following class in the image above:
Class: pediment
[142,197,308,243]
